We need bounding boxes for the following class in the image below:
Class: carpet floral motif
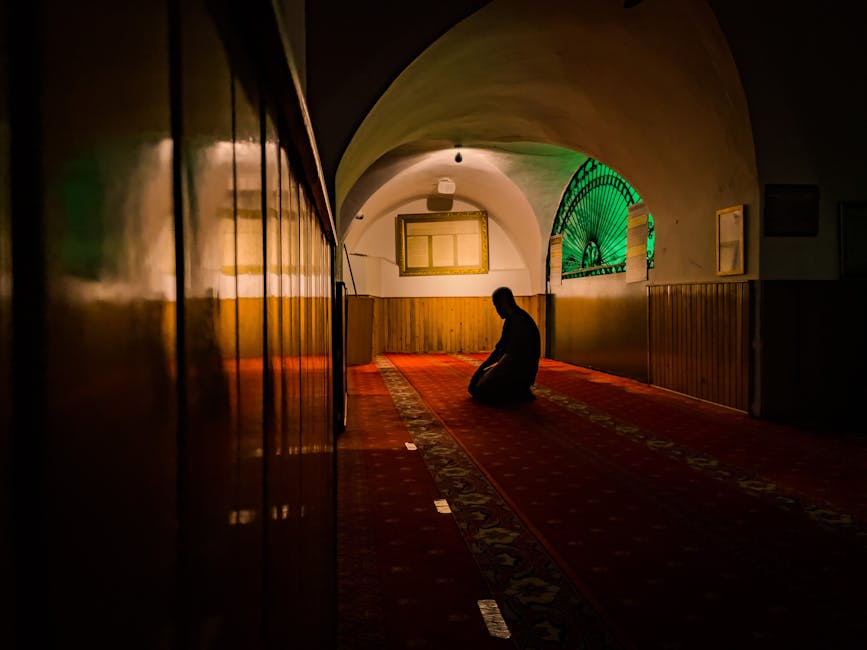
[375,356,623,650]
[384,353,867,648]
[453,354,867,542]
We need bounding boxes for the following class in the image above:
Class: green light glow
[550,158,654,280]
[60,154,109,280]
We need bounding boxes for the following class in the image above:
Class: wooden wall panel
[5,1,337,646]
[758,280,867,427]
[550,276,648,381]
[648,282,750,411]
[346,295,545,361]
[346,295,375,365]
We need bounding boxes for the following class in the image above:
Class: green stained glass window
[550,158,654,280]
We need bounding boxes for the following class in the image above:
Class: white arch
[344,147,545,291]
[337,0,758,284]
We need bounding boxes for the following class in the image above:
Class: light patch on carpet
[478,599,511,639]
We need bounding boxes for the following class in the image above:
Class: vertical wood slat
[703,283,712,400]
[648,282,750,411]
[357,295,545,358]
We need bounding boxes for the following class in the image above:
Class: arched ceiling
[305,0,491,194]
[335,0,760,285]
[343,144,587,289]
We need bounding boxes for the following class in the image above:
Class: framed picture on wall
[395,211,489,276]
[840,202,867,278]
[716,204,745,276]
[764,184,819,236]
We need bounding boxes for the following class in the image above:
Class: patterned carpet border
[375,355,625,650]
[452,354,867,542]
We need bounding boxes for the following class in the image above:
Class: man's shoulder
[510,308,539,337]
[515,306,537,325]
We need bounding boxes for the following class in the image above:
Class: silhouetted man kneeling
[468,287,541,404]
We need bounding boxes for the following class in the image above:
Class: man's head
[492,286,517,319]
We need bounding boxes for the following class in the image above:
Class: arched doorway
[337,0,757,409]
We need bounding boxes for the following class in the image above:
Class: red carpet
[368,353,867,649]
[337,364,505,649]
[524,354,867,522]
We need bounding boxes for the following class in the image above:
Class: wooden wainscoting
[648,282,751,411]
[345,295,546,363]
[346,295,376,366]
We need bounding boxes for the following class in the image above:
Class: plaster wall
[337,0,760,287]
[709,1,867,280]
[344,197,532,297]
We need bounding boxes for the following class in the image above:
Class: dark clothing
[469,306,541,403]
[492,306,541,385]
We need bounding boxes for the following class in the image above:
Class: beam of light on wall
[54,138,247,305]
[58,137,177,303]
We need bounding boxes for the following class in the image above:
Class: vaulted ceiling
[309,0,761,287]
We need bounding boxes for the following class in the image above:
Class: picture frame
[763,184,819,237]
[840,202,867,279]
[395,211,489,277]
[716,204,745,276]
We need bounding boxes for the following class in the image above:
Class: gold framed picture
[716,204,745,276]
[395,211,489,276]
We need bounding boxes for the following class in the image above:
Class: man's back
[497,306,540,383]
[469,288,541,403]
